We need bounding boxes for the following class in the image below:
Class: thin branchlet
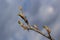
[18,6,54,40]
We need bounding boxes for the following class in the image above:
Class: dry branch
[18,6,54,40]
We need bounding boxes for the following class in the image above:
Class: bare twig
[18,6,54,40]
[18,6,29,25]
[43,26,55,40]
[18,20,54,40]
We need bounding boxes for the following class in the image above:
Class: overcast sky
[0,0,60,40]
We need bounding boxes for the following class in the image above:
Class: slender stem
[27,26,50,39]
[48,32,54,40]
[18,5,54,40]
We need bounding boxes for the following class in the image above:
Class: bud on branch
[18,20,28,30]
[18,13,29,24]
[33,25,39,30]
[43,25,51,33]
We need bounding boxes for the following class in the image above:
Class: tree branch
[18,6,55,40]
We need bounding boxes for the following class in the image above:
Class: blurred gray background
[0,0,60,40]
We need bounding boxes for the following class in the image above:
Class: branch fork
[18,6,54,40]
